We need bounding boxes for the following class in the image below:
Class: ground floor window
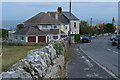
[21,37,24,40]
[64,25,68,30]
[53,36,58,39]
[15,36,18,40]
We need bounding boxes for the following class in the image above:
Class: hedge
[70,34,80,42]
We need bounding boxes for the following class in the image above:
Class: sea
[1,2,118,30]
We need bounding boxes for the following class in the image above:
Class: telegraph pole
[68,0,72,44]
[69,0,71,35]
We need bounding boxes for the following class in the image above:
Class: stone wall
[2,42,65,79]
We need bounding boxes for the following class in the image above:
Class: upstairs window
[52,25,58,29]
[64,26,68,30]
[42,25,48,29]
[74,22,76,28]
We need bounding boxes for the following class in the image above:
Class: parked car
[112,37,118,46]
[117,37,120,49]
[82,36,91,43]
[110,34,117,41]
[83,34,91,38]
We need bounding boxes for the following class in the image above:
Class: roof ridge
[24,12,62,24]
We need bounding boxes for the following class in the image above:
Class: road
[80,36,119,77]
[67,36,117,78]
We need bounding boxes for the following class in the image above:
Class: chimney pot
[58,7,62,13]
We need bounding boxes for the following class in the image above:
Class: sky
[1,0,120,2]
[0,1,118,29]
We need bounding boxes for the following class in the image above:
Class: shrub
[53,41,64,55]
[2,29,9,39]
[2,41,47,46]
[70,34,80,42]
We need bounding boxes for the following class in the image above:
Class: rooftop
[24,12,62,24]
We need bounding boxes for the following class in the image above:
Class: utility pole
[68,0,72,44]
[69,0,71,35]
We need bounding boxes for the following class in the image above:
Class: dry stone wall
[2,42,65,79]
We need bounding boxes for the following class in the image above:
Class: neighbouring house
[96,24,106,30]
[8,7,80,43]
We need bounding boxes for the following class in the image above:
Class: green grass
[2,45,44,72]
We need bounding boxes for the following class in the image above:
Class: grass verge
[63,41,75,78]
[2,45,44,72]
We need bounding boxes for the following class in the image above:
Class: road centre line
[107,48,119,54]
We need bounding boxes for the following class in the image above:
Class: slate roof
[62,12,79,20]
[24,12,62,24]
[14,26,46,35]
[48,12,69,24]
[48,11,79,24]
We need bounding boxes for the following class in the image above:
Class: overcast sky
[1,0,120,2]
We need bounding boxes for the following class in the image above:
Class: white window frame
[64,25,68,30]
[42,25,48,29]
[53,35,58,39]
[51,25,58,29]
[21,36,24,41]
[15,36,18,40]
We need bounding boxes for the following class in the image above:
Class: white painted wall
[8,31,16,40]
[12,35,26,43]
[70,20,80,34]
[47,34,60,42]
[36,36,38,43]
[38,24,59,30]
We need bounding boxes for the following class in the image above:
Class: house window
[53,36,58,39]
[52,25,58,29]
[21,37,24,40]
[42,25,48,29]
[75,31,76,34]
[74,22,76,28]
[49,36,51,39]
[64,26,68,30]
[15,36,17,40]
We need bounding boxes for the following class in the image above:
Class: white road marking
[107,49,112,51]
[113,51,119,54]
[107,48,119,54]
[79,46,119,79]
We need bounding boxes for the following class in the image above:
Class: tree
[16,24,24,31]
[80,26,96,35]
[80,21,89,27]
[80,21,89,34]
[104,23,115,33]
[2,29,9,39]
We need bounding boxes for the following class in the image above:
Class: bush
[2,41,47,46]
[70,34,80,42]
[53,41,64,55]
[2,29,9,39]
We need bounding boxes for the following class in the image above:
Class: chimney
[55,13,58,20]
[57,7,62,13]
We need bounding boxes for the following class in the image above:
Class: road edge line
[79,46,119,79]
